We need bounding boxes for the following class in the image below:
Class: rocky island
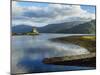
[12,27,39,35]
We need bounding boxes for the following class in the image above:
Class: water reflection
[11,34,92,74]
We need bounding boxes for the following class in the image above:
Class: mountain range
[37,21,85,32]
[12,19,96,34]
[12,25,33,33]
[58,20,96,34]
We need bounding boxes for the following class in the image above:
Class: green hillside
[58,20,96,34]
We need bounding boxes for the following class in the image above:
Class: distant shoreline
[12,33,39,36]
[12,33,95,36]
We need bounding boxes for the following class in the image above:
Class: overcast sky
[12,1,96,27]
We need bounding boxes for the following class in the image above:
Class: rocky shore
[43,52,96,67]
[43,35,96,67]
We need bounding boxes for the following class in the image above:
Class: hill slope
[37,21,85,33]
[12,20,96,34]
[58,20,96,34]
[12,25,33,33]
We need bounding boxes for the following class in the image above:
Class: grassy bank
[12,32,39,36]
[43,35,96,67]
[51,35,96,52]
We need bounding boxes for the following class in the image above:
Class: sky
[12,1,96,27]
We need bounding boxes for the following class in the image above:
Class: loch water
[11,34,94,74]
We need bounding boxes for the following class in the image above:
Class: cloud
[12,1,95,27]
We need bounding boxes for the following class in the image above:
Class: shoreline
[51,35,96,52]
[43,35,96,67]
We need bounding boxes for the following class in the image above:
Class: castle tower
[32,27,39,34]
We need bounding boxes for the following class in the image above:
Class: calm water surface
[11,34,94,74]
